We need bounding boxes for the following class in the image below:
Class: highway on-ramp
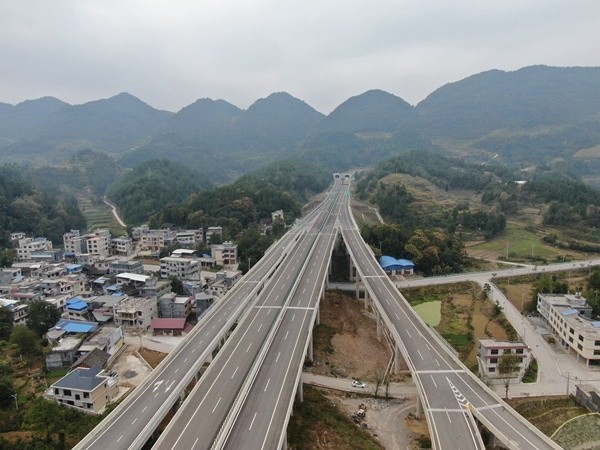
[338,189,561,450]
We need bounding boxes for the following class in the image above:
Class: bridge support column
[316,305,321,325]
[179,390,186,402]
[394,345,401,374]
[376,310,382,342]
[415,396,423,418]
[297,377,303,403]
[308,333,313,361]
[194,372,200,383]
[355,274,361,300]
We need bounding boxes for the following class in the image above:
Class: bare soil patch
[138,347,168,369]
[308,290,404,383]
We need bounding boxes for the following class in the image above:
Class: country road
[103,197,126,227]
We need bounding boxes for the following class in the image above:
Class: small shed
[151,318,189,336]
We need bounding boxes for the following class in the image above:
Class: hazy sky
[1,1,599,114]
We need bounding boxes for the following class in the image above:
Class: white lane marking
[264,378,271,392]
[153,380,164,392]
[154,392,159,398]
[184,358,188,363]
[165,380,176,392]
[192,348,196,353]
[117,435,123,443]
[132,418,138,424]
[417,350,424,360]
[142,406,147,413]
[292,313,296,322]
[406,329,412,338]
[276,351,281,362]
[302,287,306,294]
[231,366,239,379]
[246,342,253,353]
[284,331,289,340]
[257,323,263,332]
[431,375,438,388]
[249,412,258,430]
[212,397,222,413]
[435,358,440,367]
[193,437,199,448]
[174,368,179,374]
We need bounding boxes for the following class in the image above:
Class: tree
[25,300,60,337]
[0,249,15,268]
[22,397,66,436]
[169,276,186,295]
[0,307,13,341]
[498,353,521,399]
[9,325,41,356]
[0,379,15,410]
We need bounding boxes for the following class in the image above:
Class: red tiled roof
[151,318,186,330]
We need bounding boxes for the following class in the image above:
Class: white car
[352,380,366,388]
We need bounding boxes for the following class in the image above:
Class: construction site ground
[301,290,427,449]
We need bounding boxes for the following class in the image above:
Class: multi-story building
[85,229,111,257]
[141,233,165,253]
[205,227,222,243]
[110,237,133,256]
[16,237,53,261]
[175,229,203,246]
[66,297,90,321]
[211,241,238,266]
[9,232,25,242]
[537,293,600,366]
[47,366,118,414]
[477,339,531,383]
[160,257,200,280]
[113,296,157,330]
[63,230,85,255]
[78,326,124,363]
[0,298,28,325]
[108,259,144,275]
[159,293,194,319]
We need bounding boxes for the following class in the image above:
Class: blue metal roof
[380,256,415,270]
[396,259,415,267]
[62,322,96,333]
[67,300,88,311]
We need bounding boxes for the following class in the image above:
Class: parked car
[352,380,366,388]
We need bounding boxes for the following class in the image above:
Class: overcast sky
[1,1,599,114]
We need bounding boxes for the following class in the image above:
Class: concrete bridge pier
[394,345,402,374]
[307,333,314,361]
[376,309,382,342]
[296,375,303,403]
[415,395,423,418]
[316,305,320,325]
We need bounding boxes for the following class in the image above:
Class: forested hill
[106,160,213,225]
[3,66,600,185]
[416,66,600,139]
[0,93,172,164]
[149,159,331,235]
[0,165,86,248]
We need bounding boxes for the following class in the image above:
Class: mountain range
[2,65,600,185]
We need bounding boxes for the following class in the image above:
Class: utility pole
[566,372,570,396]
